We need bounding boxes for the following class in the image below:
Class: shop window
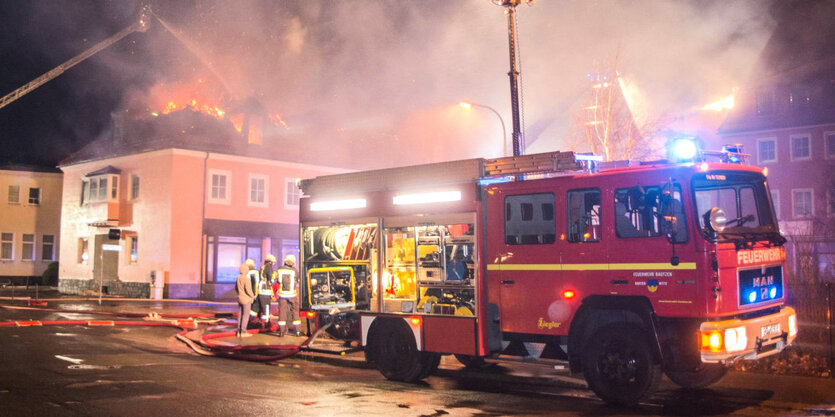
[505,193,556,245]
[1,233,13,260]
[792,189,814,218]
[28,188,40,205]
[248,174,268,207]
[791,134,811,161]
[567,189,601,243]
[285,178,301,208]
[42,235,54,261]
[215,236,246,282]
[8,185,19,204]
[78,238,88,264]
[209,170,231,204]
[757,138,777,163]
[21,234,34,261]
[130,175,140,200]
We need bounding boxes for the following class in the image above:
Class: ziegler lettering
[737,248,783,266]
[537,317,561,329]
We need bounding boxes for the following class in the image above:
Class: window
[757,138,777,163]
[209,170,231,204]
[128,236,138,264]
[82,174,119,203]
[792,189,814,218]
[8,185,19,204]
[78,238,89,264]
[285,178,301,208]
[248,174,268,207]
[98,177,107,201]
[791,134,811,161]
[28,188,40,205]
[130,175,140,200]
[614,184,687,242]
[789,85,811,110]
[505,193,556,245]
[828,190,835,217]
[756,88,774,115]
[1,233,13,260]
[567,189,601,243]
[42,235,54,261]
[771,190,781,220]
[21,234,34,261]
[825,132,835,159]
[80,181,88,205]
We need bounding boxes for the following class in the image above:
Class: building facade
[57,110,348,298]
[0,165,62,284]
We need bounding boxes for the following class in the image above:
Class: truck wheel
[582,325,661,406]
[454,354,487,369]
[418,352,441,379]
[372,319,425,382]
[665,364,727,389]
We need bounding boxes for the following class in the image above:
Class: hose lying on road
[0,304,309,363]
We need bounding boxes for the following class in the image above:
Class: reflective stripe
[487,262,697,271]
[278,321,286,326]
[291,320,301,326]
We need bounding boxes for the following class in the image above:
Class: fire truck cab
[297,150,797,405]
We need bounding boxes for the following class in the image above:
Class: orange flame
[702,93,735,112]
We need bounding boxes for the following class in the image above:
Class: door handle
[500,280,515,285]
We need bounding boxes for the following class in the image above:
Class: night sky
[0,0,784,169]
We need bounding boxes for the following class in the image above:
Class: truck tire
[582,324,661,406]
[418,353,442,379]
[665,364,727,389]
[371,319,426,382]
[454,354,488,369]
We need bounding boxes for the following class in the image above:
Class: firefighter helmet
[245,259,256,268]
[266,254,277,264]
[283,254,296,267]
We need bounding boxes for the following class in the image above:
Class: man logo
[647,279,659,293]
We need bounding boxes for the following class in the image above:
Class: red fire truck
[297,149,797,405]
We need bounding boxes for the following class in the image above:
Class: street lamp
[459,101,509,157]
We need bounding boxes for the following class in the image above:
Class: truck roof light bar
[310,198,366,212]
[393,191,461,205]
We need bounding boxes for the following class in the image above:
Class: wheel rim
[595,339,642,385]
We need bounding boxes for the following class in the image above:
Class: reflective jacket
[276,266,298,298]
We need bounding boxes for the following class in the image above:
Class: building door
[93,234,119,282]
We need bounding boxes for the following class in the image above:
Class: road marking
[54,355,84,365]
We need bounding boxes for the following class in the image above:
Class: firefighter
[276,254,301,336]
[254,255,277,328]
[246,259,262,327]
[235,259,256,337]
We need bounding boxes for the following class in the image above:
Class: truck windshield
[692,171,782,244]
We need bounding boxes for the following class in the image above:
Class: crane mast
[0,5,151,111]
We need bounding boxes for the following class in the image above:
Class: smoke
[1,0,778,167]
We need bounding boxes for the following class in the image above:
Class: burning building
[57,107,349,299]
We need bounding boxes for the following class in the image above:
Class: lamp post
[459,101,509,157]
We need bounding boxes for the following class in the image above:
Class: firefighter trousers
[278,297,299,332]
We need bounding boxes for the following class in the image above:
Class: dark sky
[0,1,781,169]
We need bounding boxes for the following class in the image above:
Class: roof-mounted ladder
[482,151,590,177]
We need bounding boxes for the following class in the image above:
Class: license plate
[761,323,780,338]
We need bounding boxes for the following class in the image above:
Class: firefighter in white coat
[276,254,301,336]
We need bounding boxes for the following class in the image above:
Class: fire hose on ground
[0,304,326,363]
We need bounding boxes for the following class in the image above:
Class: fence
[787,282,834,376]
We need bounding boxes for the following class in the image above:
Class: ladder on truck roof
[299,151,585,197]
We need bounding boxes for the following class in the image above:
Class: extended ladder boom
[0,6,151,111]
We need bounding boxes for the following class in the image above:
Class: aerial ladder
[0,5,152,111]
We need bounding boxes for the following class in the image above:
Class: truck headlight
[724,326,747,352]
[788,313,797,338]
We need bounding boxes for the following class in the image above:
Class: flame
[269,112,290,130]
[702,93,735,112]
[148,80,228,121]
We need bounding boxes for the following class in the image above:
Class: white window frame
[127,235,138,265]
[790,133,812,161]
[825,131,835,160]
[21,234,35,261]
[130,174,140,200]
[771,190,780,221]
[8,185,19,204]
[248,174,269,208]
[791,188,814,219]
[83,174,120,204]
[757,137,777,164]
[78,237,89,264]
[284,177,301,209]
[208,169,232,205]
[41,234,55,262]
[1,233,13,261]
[28,187,41,205]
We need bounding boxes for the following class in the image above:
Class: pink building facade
[58,111,348,298]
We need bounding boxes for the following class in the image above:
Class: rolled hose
[0,304,309,362]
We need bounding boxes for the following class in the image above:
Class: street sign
[102,244,121,251]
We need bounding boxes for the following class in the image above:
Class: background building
[0,164,62,284]
[58,109,348,299]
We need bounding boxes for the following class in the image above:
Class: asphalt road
[1,296,834,417]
